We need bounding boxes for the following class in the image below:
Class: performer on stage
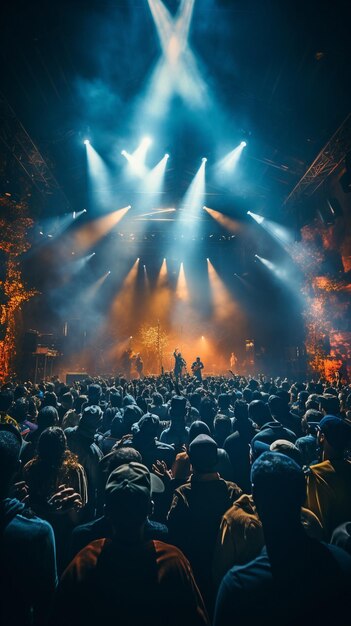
[121,348,133,379]
[191,356,204,382]
[135,353,144,379]
[173,348,186,379]
[229,351,238,373]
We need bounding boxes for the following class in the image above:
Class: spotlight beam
[146,0,208,109]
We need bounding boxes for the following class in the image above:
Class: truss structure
[0,92,70,209]
[284,112,351,206]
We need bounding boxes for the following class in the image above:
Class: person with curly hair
[23,426,88,571]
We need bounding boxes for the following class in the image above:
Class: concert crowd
[1,368,351,625]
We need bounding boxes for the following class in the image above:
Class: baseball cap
[318,415,351,450]
[270,439,302,466]
[105,462,164,512]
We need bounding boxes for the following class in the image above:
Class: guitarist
[191,356,204,382]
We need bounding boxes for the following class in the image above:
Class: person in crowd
[248,399,271,429]
[57,392,74,423]
[295,408,323,466]
[0,424,58,626]
[213,414,232,448]
[68,447,168,561]
[0,389,18,429]
[168,434,242,613]
[130,413,176,469]
[50,462,209,626]
[318,393,341,416]
[149,391,168,419]
[65,405,104,518]
[250,407,297,446]
[305,415,351,538]
[100,389,123,433]
[213,440,323,585]
[23,426,87,571]
[214,452,351,626]
[22,405,60,464]
[223,401,256,493]
[268,393,302,437]
[159,395,189,448]
[171,420,234,484]
[217,393,234,420]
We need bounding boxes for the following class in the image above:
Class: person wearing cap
[65,405,104,519]
[131,412,176,469]
[51,462,209,626]
[295,408,323,466]
[68,447,168,562]
[168,434,242,615]
[0,425,58,625]
[213,441,323,586]
[305,415,351,539]
[214,452,351,626]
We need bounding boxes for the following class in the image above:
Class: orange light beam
[203,206,241,234]
[176,262,189,301]
[74,206,131,252]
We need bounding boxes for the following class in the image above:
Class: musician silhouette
[191,356,204,382]
[173,348,186,378]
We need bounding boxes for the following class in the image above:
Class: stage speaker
[66,372,88,385]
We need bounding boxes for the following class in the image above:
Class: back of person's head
[268,395,285,418]
[61,392,73,410]
[218,394,230,410]
[152,392,163,407]
[0,389,14,414]
[188,420,211,444]
[234,399,249,422]
[275,389,290,406]
[199,396,216,424]
[318,415,351,455]
[37,426,67,467]
[302,408,323,434]
[242,388,253,403]
[189,434,218,473]
[110,391,122,408]
[0,427,22,496]
[249,399,271,428]
[88,384,102,404]
[11,398,29,423]
[319,394,340,416]
[99,447,142,493]
[14,385,27,400]
[37,405,59,430]
[74,395,87,414]
[79,405,103,436]
[269,440,303,467]
[123,405,143,433]
[105,463,153,532]
[251,451,306,526]
[170,395,187,421]
[42,391,58,408]
[213,414,232,442]
[123,393,136,408]
[189,392,201,410]
[133,413,160,441]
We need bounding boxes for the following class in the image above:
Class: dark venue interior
[1,1,351,625]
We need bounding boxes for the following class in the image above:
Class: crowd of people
[1,370,351,625]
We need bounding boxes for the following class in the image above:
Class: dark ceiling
[1,0,350,222]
